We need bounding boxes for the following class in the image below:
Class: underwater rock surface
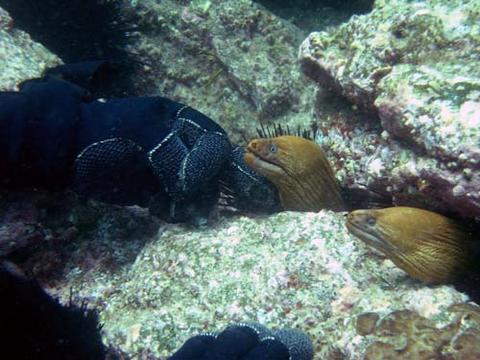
[0,6,60,91]
[115,0,315,142]
[299,0,480,220]
[255,0,374,33]
[53,210,475,359]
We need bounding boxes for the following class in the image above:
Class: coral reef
[1,1,480,359]
[50,210,471,359]
[0,7,60,91]
[299,0,480,220]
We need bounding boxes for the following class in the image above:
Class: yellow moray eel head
[244,135,344,212]
[346,207,474,283]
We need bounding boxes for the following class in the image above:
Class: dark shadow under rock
[0,261,106,360]
[255,0,374,33]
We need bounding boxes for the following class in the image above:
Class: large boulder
[299,0,480,220]
[117,0,315,142]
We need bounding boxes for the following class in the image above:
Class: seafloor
[1,0,480,359]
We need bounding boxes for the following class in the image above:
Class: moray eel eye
[269,143,277,154]
[367,217,376,226]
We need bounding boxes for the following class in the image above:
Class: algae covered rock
[361,303,480,360]
[116,0,314,142]
[299,0,480,220]
[56,211,471,359]
[0,6,60,91]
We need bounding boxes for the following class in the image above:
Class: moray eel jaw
[346,210,398,255]
[244,147,285,177]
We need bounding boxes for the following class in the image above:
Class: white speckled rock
[299,0,480,220]
[111,0,316,143]
[57,211,473,359]
[0,6,61,91]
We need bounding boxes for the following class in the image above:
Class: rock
[256,0,374,33]
[0,190,159,279]
[0,192,51,257]
[52,210,473,359]
[117,0,315,142]
[299,0,480,220]
[0,6,60,91]
[356,312,379,336]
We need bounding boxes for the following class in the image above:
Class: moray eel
[346,207,474,283]
[244,135,344,212]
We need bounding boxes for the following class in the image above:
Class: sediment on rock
[299,0,480,220]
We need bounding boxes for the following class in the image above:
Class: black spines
[255,122,318,141]
[0,0,130,62]
[0,261,106,360]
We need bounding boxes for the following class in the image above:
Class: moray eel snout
[244,139,286,176]
[346,207,474,284]
[244,136,344,212]
[346,210,399,255]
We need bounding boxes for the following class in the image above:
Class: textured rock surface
[117,0,316,142]
[362,304,480,359]
[299,0,480,220]
[51,210,473,359]
[0,191,159,271]
[0,6,60,91]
